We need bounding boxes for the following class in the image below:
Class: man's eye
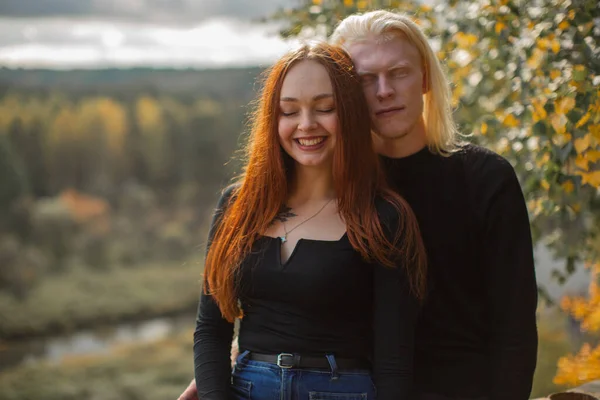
[391,69,408,78]
[360,75,375,84]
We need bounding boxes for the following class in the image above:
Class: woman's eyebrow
[280,93,334,102]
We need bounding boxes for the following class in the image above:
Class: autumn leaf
[531,98,548,122]
[574,134,591,154]
[502,114,519,128]
[580,171,600,187]
[562,180,575,193]
[576,112,592,128]
[586,150,600,163]
[495,21,506,35]
[454,32,478,48]
[575,155,590,171]
[555,97,576,115]
[550,113,568,134]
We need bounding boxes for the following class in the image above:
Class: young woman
[193,42,427,400]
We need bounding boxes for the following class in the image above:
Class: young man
[179,10,538,400]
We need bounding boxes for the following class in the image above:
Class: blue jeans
[231,351,376,400]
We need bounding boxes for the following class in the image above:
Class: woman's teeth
[297,137,325,146]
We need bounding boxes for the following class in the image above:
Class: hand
[177,378,197,400]
[230,336,240,367]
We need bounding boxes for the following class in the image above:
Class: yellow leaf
[356,0,368,10]
[562,180,575,193]
[454,32,478,48]
[576,112,591,128]
[551,39,561,54]
[587,150,600,163]
[556,97,576,115]
[581,171,600,187]
[537,38,550,51]
[527,48,545,69]
[503,114,519,128]
[481,122,488,135]
[312,0,322,3]
[496,21,506,35]
[541,179,550,190]
[568,10,575,20]
[343,0,353,6]
[575,155,590,171]
[559,20,570,30]
[575,135,591,154]
[550,69,561,80]
[591,124,600,140]
[532,98,548,122]
[551,113,568,134]
[575,64,585,72]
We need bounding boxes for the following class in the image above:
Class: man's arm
[477,156,538,400]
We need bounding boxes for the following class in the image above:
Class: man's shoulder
[454,143,517,182]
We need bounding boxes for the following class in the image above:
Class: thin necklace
[280,199,333,243]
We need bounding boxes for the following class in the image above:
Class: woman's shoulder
[215,182,241,210]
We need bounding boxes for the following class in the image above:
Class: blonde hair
[331,10,461,155]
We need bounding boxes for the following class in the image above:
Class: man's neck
[374,118,427,159]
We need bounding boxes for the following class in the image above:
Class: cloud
[0,17,298,69]
[0,0,295,24]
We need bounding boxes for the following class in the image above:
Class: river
[0,313,194,372]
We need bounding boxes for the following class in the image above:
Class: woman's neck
[288,165,335,206]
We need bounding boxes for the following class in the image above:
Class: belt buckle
[276,353,295,369]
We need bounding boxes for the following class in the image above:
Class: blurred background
[0,0,598,399]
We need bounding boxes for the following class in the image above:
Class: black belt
[248,352,370,370]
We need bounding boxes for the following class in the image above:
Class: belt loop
[233,349,250,373]
[325,354,339,380]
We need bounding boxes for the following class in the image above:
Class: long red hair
[204,43,426,322]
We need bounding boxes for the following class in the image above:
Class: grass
[0,261,204,340]
[530,307,576,398]
[0,329,196,400]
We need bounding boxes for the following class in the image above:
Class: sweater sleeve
[372,200,420,400]
[472,154,538,400]
[193,185,238,400]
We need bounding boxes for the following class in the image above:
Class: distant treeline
[0,67,265,301]
[0,67,266,207]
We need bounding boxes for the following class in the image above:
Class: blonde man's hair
[331,10,461,155]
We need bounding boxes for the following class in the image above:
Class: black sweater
[381,144,538,399]
[193,188,419,400]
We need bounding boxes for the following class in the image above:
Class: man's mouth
[376,107,405,117]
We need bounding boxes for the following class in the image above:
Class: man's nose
[376,76,395,100]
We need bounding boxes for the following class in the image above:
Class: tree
[266,0,600,388]
[0,134,28,218]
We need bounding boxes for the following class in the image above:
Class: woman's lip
[294,136,327,150]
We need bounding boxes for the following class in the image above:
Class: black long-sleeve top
[194,186,419,400]
[382,144,538,400]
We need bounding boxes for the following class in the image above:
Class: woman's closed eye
[317,108,335,113]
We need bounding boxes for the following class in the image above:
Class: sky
[0,0,300,69]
